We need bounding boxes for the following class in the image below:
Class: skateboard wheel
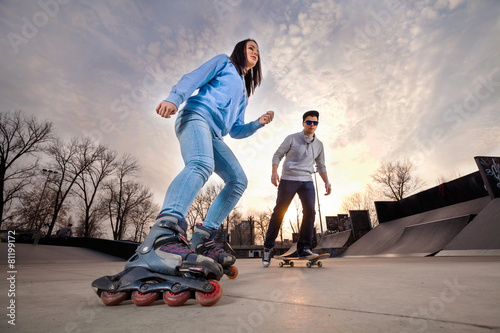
[317,261,323,267]
[279,262,283,267]
[306,262,312,268]
[289,262,294,268]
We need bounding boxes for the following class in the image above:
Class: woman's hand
[156,101,178,118]
[259,110,274,125]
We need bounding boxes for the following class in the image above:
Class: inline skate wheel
[100,291,129,306]
[195,280,223,306]
[227,266,238,279]
[131,290,160,306]
[163,290,191,307]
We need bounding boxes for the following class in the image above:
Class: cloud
[1,0,499,222]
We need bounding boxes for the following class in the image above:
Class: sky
[1,0,499,233]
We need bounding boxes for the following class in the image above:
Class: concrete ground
[1,243,499,333]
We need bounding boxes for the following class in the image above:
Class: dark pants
[264,180,316,253]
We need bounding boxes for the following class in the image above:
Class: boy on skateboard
[263,110,331,267]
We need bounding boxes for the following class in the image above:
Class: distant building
[325,210,372,242]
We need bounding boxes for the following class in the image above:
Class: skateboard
[274,253,330,268]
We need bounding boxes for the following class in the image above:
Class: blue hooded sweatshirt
[164,54,263,139]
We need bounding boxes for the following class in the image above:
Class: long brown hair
[229,39,262,98]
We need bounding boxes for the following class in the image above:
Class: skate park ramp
[377,216,471,257]
[342,196,491,257]
[278,230,351,255]
[437,198,500,256]
[38,237,139,259]
[0,243,123,264]
[280,242,297,256]
[314,230,351,250]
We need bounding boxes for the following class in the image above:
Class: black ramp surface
[378,216,470,256]
[438,198,500,256]
[342,196,491,257]
[0,243,123,264]
[314,230,351,249]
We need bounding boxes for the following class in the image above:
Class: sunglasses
[304,121,318,126]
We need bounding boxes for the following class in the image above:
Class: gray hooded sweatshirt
[272,131,327,182]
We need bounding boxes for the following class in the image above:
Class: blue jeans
[160,111,248,230]
[264,180,316,253]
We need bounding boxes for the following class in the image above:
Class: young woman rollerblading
[92,39,273,306]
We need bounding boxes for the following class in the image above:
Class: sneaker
[298,248,319,259]
[262,248,272,267]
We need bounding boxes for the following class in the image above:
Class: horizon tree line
[1,110,157,241]
[2,109,432,242]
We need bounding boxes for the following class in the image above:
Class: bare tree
[231,217,253,246]
[224,208,242,243]
[45,137,103,236]
[252,209,271,245]
[102,154,152,240]
[75,213,105,239]
[371,159,426,201]
[0,110,53,226]
[11,178,70,235]
[10,180,47,229]
[185,182,224,233]
[74,146,117,237]
[159,179,248,242]
[105,180,153,240]
[129,196,160,243]
[340,184,379,227]
[436,170,463,185]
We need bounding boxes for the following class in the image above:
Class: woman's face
[245,40,259,69]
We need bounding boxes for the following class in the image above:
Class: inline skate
[190,223,238,279]
[92,214,224,307]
